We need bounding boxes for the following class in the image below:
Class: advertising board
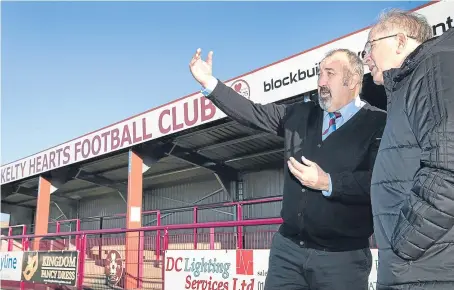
[21,250,78,286]
[0,251,23,282]
[164,249,269,290]
[164,249,380,290]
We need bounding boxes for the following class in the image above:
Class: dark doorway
[360,73,387,111]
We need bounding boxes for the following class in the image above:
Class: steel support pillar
[33,176,52,250]
[125,149,144,289]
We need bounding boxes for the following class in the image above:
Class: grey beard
[318,94,332,111]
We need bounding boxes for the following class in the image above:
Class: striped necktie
[322,112,342,137]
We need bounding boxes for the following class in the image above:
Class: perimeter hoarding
[164,249,269,290]
[1,1,452,185]
[0,251,24,282]
[21,250,78,286]
[164,249,380,290]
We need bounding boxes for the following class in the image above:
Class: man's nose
[318,75,327,86]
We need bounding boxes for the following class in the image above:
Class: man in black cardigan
[189,48,386,290]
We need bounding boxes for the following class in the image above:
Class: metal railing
[1,217,283,289]
[0,197,283,289]
[1,196,377,289]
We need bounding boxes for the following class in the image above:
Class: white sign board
[1,1,452,185]
[164,249,379,290]
[164,249,269,290]
[0,251,24,282]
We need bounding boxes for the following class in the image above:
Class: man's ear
[348,73,360,90]
[396,33,408,55]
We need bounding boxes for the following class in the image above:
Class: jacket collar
[383,35,440,88]
[382,35,441,107]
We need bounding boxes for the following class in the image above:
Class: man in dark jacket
[363,9,454,290]
[189,48,386,290]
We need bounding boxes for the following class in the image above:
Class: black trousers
[264,232,372,290]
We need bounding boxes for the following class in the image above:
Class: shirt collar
[324,95,363,119]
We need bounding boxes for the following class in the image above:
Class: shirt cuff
[322,173,333,197]
[200,76,218,96]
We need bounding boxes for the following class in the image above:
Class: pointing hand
[189,48,213,88]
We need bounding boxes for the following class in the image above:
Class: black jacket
[371,28,454,289]
[206,81,386,251]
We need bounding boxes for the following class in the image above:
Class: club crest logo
[22,252,39,281]
[105,250,124,286]
[230,79,251,99]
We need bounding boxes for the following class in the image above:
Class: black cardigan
[206,80,387,251]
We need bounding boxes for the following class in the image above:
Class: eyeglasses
[362,33,417,57]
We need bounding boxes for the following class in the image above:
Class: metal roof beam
[1,200,35,209]
[1,185,41,200]
[83,164,128,176]
[1,166,80,199]
[225,148,284,164]
[70,143,169,195]
[80,153,128,170]
[214,173,234,201]
[15,186,39,198]
[61,147,283,196]
[163,143,239,181]
[162,143,238,199]
[134,143,169,174]
[143,166,199,180]
[196,132,273,153]
[58,166,200,197]
[75,170,128,194]
[174,121,237,141]
[49,166,80,189]
[0,183,76,207]
[14,185,77,203]
[1,184,15,199]
[51,202,68,220]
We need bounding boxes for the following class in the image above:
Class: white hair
[372,8,432,43]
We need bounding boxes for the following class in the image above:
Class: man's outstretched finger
[189,48,201,66]
[206,51,213,66]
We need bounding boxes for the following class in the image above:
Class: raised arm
[189,49,288,136]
